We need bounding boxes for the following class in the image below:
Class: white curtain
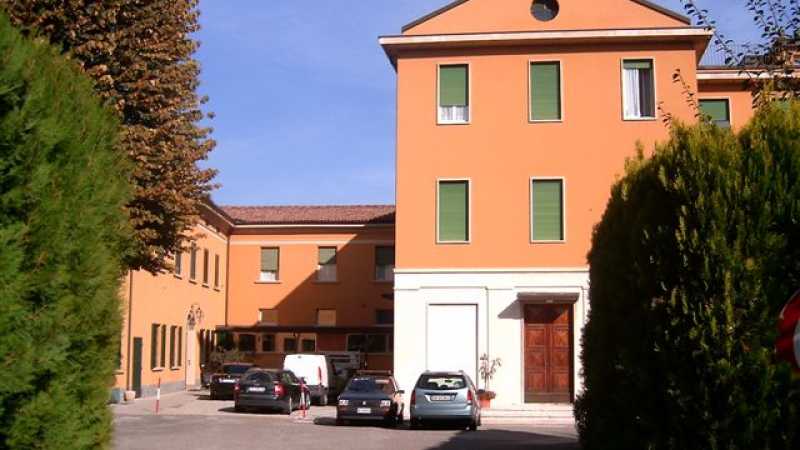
[623,68,641,118]
[439,105,469,122]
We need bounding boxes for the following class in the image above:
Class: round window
[531,0,560,22]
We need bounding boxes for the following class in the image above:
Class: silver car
[409,371,481,430]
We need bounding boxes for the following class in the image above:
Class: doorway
[524,304,573,403]
[185,326,197,388]
[132,337,143,398]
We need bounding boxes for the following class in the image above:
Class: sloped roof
[221,205,396,226]
[401,0,690,33]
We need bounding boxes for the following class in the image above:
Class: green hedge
[0,13,132,449]
[575,103,800,449]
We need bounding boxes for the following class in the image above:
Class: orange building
[380,0,755,406]
[115,203,232,398]
[219,205,396,372]
[114,204,396,399]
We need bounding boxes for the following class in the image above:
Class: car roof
[223,362,253,366]
[421,371,467,377]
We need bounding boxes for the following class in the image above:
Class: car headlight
[338,399,349,406]
[380,400,391,408]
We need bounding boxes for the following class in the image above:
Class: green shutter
[375,246,395,266]
[438,181,469,242]
[318,247,337,265]
[699,99,730,127]
[530,62,561,120]
[439,65,468,107]
[150,324,158,369]
[261,248,278,271]
[532,180,564,241]
[623,60,652,70]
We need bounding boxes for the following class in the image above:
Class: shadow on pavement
[424,429,580,450]
[313,417,401,429]
[218,406,286,416]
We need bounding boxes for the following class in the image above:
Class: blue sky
[195,0,758,207]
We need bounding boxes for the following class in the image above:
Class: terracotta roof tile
[221,205,396,226]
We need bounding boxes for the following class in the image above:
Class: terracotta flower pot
[479,397,491,409]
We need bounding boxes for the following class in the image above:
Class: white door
[185,327,197,388]
[426,304,478,383]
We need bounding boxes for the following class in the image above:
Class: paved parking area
[113,390,579,450]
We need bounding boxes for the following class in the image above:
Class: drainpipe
[125,271,134,391]
[484,287,490,391]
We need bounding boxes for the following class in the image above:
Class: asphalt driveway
[112,390,579,450]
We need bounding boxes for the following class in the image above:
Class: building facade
[381,0,755,406]
[115,203,232,398]
[220,205,396,372]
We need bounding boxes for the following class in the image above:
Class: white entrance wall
[426,304,478,383]
[394,267,589,408]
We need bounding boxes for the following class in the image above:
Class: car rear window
[243,371,275,383]
[223,364,251,375]
[346,377,394,395]
[417,375,467,391]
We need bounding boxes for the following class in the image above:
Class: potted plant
[478,353,502,409]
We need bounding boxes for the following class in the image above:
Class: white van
[283,354,331,405]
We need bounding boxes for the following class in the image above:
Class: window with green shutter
[532,179,565,241]
[530,62,561,121]
[699,99,731,128]
[260,248,279,281]
[438,65,469,123]
[317,247,337,282]
[150,324,159,369]
[438,180,470,242]
[375,246,395,281]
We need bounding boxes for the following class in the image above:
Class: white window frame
[620,57,658,121]
[530,176,567,244]
[528,59,565,123]
[258,247,280,283]
[698,97,733,128]
[436,178,472,245]
[436,62,472,125]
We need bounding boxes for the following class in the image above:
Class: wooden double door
[524,304,573,403]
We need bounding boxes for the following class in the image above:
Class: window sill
[151,367,165,372]
[255,280,281,285]
[436,241,471,245]
[202,283,210,288]
[188,279,197,284]
[114,369,125,375]
[531,240,567,245]
[623,116,657,122]
[170,366,181,371]
[213,287,221,292]
[437,120,470,126]
[173,274,182,280]
[529,118,563,124]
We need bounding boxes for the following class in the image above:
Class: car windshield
[243,371,275,384]
[345,377,394,395]
[417,375,467,391]
[223,364,251,375]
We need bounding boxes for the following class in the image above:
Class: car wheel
[209,392,216,400]
[410,418,421,430]
[468,421,478,431]
[234,404,243,413]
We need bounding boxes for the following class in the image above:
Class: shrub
[575,103,800,450]
[0,13,131,450]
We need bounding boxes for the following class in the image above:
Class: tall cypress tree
[1,0,217,273]
[0,11,131,449]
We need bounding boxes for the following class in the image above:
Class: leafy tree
[680,0,800,104]
[0,0,217,273]
[0,12,132,449]
[575,105,800,449]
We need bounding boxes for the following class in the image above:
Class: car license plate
[249,387,266,393]
[220,379,235,384]
[430,395,452,401]
[357,407,371,414]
